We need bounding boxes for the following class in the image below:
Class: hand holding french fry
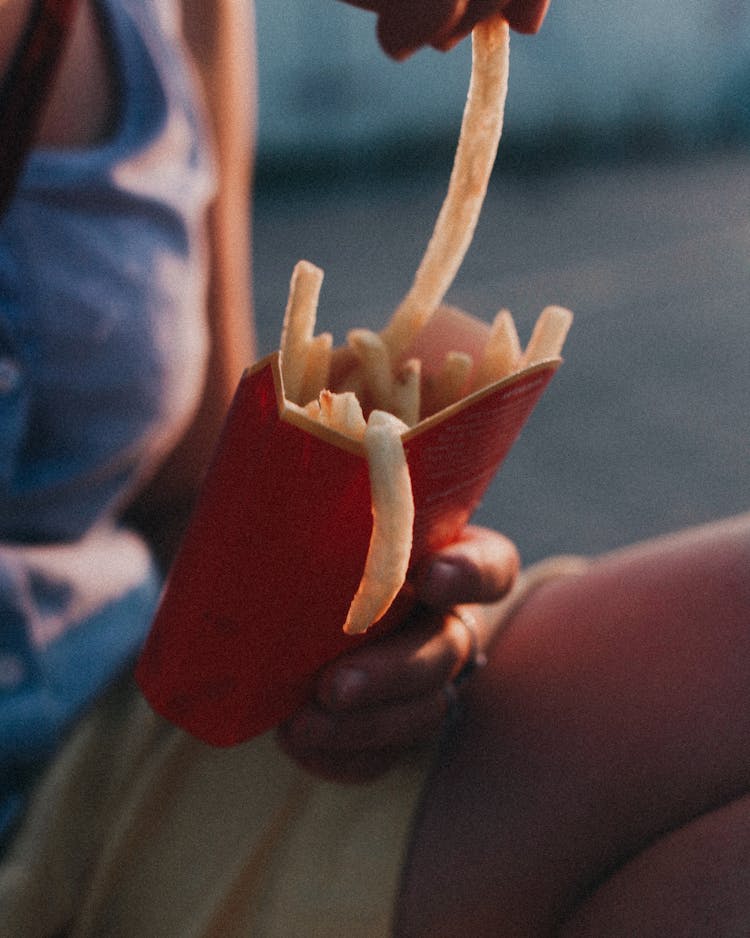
[339,0,551,59]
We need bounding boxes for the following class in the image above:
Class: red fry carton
[136,320,561,747]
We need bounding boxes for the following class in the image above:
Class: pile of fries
[278,17,572,635]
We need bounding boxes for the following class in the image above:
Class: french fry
[521,305,573,366]
[279,24,570,640]
[380,17,510,357]
[136,8,581,757]
[391,358,422,427]
[431,351,473,412]
[317,389,367,441]
[301,399,321,419]
[298,331,333,407]
[343,409,413,635]
[347,328,393,412]
[335,369,367,406]
[471,308,522,391]
[280,260,324,404]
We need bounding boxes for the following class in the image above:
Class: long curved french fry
[343,410,414,635]
[380,17,510,357]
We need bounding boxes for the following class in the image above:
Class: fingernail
[332,668,368,707]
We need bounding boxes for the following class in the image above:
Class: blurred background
[255,1,750,165]
[252,1,750,565]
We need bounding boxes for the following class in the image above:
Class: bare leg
[558,790,750,937]
[396,514,750,937]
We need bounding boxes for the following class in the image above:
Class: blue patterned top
[0,0,215,839]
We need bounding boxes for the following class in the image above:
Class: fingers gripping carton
[136,342,560,745]
[136,19,572,746]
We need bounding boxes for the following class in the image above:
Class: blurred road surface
[253,147,750,564]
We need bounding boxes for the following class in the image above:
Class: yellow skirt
[0,677,430,937]
[1,556,586,937]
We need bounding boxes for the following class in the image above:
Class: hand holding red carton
[136,18,572,745]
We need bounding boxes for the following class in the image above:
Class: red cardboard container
[136,349,560,746]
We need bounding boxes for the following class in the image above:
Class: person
[0,0,253,846]
[0,0,535,880]
[1,1,748,936]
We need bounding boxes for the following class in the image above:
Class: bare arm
[180,0,257,376]
[124,0,257,568]
[0,0,29,72]
[0,0,113,148]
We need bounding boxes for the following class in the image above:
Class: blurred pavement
[253,146,750,564]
